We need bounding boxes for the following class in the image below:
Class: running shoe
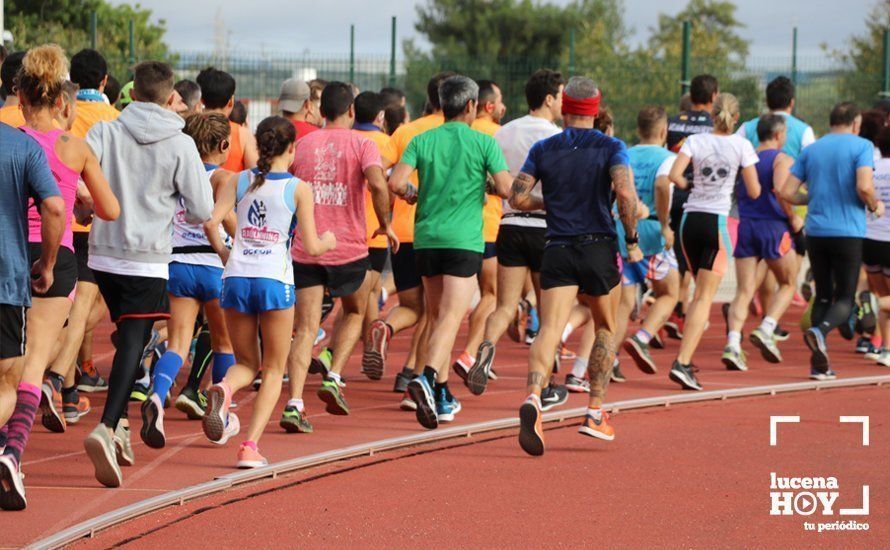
[175,387,206,420]
[203,383,233,443]
[855,336,872,354]
[877,349,890,367]
[864,344,882,361]
[578,410,615,441]
[252,374,262,391]
[664,312,684,339]
[140,394,166,449]
[721,346,748,371]
[280,405,313,433]
[558,343,577,361]
[650,327,666,349]
[0,454,26,511]
[839,309,857,341]
[236,443,268,469]
[799,297,813,331]
[317,379,350,415]
[800,281,813,302]
[750,328,782,363]
[804,327,830,371]
[114,421,134,467]
[451,352,473,384]
[623,334,657,374]
[507,299,530,343]
[392,367,413,393]
[129,383,149,403]
[84,424,123,488]
[524,329,538,346]
[40,381,66,433]
[858,291,879,335]
[488,366,499,381]
[406,375,438,429]
[361,319,390,380]
[773,326,790,342]
[809,366,837,381]
[611,362,627,383]
[314,327,326,346]
[399,391,417,411]
[466,341,495,396]
[77,362,108,393]
[436,388,462,423]
[565,374,590,393]
[214,412,240,446]
[669,361,702,391]
[540,384,569,411]
[63,395,91,424]
[308,348,333,376]
[518,396,544,456]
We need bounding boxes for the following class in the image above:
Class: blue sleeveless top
[736,149,786,221]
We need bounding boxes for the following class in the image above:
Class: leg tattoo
[588,329,614,399]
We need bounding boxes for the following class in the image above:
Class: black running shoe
[669,361,702,391]
[392,367,413,393]
[466,341,494,396]
[773,326,790,342]
[858,291,879,335]
[611,363,626,383]
[839,308,857,341]
[540,384,569,411]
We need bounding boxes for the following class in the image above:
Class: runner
[664,74,718,339]
[464,69,565,399]
[512,75,641,455]
[780,102,882,380]
[0,106,66,512]
[283,82,395,432]
[667,93,761,391]
[196,67,258,171]
[201,116,335,466]
[0,51,26,127]
[69,49,120,138]
[174,79,202,116]
[140,113,236,447]
[362,72,452,402]
[389,75,512,429]
[451,79,507,380]
[278,78,320,140]
[619,106,680,376]
[862,125,890,366]
[721,114,799,370]
[82,61,215,488]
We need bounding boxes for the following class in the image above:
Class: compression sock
[3,383,41,464]
[211,353,236,384]
[151,352,184,403]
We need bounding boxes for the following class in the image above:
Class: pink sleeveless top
[23,127,78,251]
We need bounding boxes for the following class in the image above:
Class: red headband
[561,90,601,117]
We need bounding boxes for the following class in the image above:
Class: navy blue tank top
[736,149,786,221]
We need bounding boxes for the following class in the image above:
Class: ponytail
[712,93,739,134]
[18,44,68,108]
[250,115,296,192]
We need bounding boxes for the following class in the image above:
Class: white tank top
[172,164,226,268]
[867,157,890,241]
[223,170,298,285]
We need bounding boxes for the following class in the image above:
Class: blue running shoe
[810,366,837,381]
[436,387,462,423]
[407,375,438,429]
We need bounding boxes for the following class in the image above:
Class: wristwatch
[625,234,639,245]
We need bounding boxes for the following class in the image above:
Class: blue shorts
[220,276,295,314]
[621,249,678,286]
[734,218,794,260]
[168,262,224,302]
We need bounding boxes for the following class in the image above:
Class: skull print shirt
[680,133,759,216]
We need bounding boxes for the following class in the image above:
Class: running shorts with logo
[0,304,27,359]
[496,224,546,272]
[293,257,370,297]
[168,262,224,302]
[680,212,732,276]
[733,218,794,261]
[541,234,620,296]
[621,248,677,286]
[415,249,482,279]
[28,243,77,299]
[220,277,295,314]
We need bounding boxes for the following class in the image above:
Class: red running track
[6,303,890,547]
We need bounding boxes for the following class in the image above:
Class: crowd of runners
[0,42,886,509]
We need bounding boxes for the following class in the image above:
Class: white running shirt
[867,157,890,241]
[171,165,226,268]
[680,133,759,216]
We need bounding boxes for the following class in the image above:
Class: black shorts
[94,270,170,323]
[391,242,422,292]
[0,304,27,359]
[863,238,890,275]
[680,212,732,276]
[483,242,497,260]
[368,248,388,273]
[540,235,620,296]
[73,232,95,284]
[792,230,807,255]
[416,248,482,279]
[293,257,369,297]
[496,226,546,272]
[28,243,78,299]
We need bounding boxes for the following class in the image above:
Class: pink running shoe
[236,443,268,469]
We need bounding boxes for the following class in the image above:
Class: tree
[833,0,890,108]
[5,0,171,80]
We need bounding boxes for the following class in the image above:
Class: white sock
[561,323,574,344]
[587,407,602,420]
[571,357,588,378]
[759,316,778,335]
[328,371,342,383]
[727,331,742,349]
[527,393,542,408]
[287,398,305,412]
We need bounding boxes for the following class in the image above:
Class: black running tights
[806,236,862,335]
[101,318,155,428]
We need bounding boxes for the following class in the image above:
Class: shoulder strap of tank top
[236,170,251,202]
[283,177,298,214]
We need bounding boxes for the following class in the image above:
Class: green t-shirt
[401,121,508,252]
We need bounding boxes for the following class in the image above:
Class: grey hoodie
[86,101,213,264]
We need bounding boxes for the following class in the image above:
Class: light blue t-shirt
[741,112,814,160]
[791,133,875,238]
[616,145,676,257]
[0,123,61,307]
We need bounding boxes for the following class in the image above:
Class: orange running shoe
[518,396,545,456]
[40,381,66,433]
[63,395,91,424]
[236,442,268,469]
[578,409,615,441]
[558,344,577,361]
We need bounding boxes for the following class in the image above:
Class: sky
[111,0,878,61]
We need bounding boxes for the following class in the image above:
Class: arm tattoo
[509,173,537,210]
[612,165,638,237]
[588,329,615,399]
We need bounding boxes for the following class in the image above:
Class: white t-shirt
[680,133,759,216]
[867,157,890,242]
[494,114,561,228]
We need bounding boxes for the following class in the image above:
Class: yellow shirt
[0,105,25,128]
[70,101,120,232]
[356,128,395,248]
[382,114,444,243]
[472,117,504,243]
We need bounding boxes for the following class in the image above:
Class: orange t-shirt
[382,114,444,243]
[71,101,120,232]
[0,105,26,128]
[356,128,395,248]
[472,117,504,243]
[221,121,245,172]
